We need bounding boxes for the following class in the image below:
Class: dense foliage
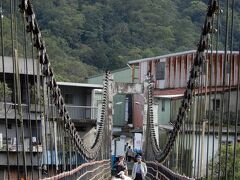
[211,144,240,179]
[1,0,240,82]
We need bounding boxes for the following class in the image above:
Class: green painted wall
[88,75,103,84]
[155,98,171,125]
[113,94,127,126]
[88,66,139,128]
[87,67,139,84]
[170,99,181,123]
[92,91,103,107]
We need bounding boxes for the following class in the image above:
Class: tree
[210,144,240,179]
[24,0,240,82]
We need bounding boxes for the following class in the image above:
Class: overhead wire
[30,22,40,180]
[218,0,229,178]
[0,1,10,179]
[211,1,220,178]
[205,38,213,179]
[224,0,234,176]
[22,3,34,179]
[230,0,237,179]
[12,5,21,180]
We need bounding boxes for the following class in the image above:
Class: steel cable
[144,0,219,165]
[19,0,111,161]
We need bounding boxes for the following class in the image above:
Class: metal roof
[87,66,133,79]
[57,82,103,88]
[128,50,239,64]
[154,88,185,97]
[128,50,195,64]
[155,94,184,98]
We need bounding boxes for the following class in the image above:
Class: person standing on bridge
[114,156,128,178]
[126,146,134,162]
[132,155,147,180]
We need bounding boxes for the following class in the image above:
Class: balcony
[49,104,99,123]
[65,105,98,120]
[0,102,42,120]
[0,138,42,152]
[0,102,100,124]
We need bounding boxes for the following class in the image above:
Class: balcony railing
[0,102,100,121]
[0,142,43,152]
[49,104,99,121]
[65,105,98,120]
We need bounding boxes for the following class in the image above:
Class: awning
[154,86,238,100]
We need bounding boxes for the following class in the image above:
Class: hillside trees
[28,0,240,82]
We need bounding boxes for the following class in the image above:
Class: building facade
[88,67,144,158]
[0,56,102,179]
[128,50,240,126]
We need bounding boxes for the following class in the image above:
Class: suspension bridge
[0,0,239,179]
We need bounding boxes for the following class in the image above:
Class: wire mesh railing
[42,160,111,180]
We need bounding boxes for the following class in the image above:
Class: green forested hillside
[3,0,240,82]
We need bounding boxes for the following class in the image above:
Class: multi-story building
[88,50,240,166]
[0,56,102,179]
[0,56,42,179]
[57,82,102,144]
[128,50,240,127]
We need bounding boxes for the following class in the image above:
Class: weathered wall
[132,51,240,89]
[154,98,171,125]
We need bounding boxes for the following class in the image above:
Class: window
[7,123,12,129]
[65,94,73,104]
[162,99,165,112]
[212,99,220,111]
[156,62,165,80]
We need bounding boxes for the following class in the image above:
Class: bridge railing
[146,161,194,180]
[42,160,111,180]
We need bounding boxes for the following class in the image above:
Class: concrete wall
[132,51,240,89]
[0,119,40,140]
[154,98,171,125]
[59,86,90,106]
[0,56,40,75]
[113,94,127,127]
[155,89,239,126]
[0,152,40,166]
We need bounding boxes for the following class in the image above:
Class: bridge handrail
[146,161,194,180]
[145,0,219,163]
[41,159,110,180]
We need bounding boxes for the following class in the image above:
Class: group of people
[114,155,147,180]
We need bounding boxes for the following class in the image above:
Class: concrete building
[0,56,42,179]
[128,50,240,126]
[127,50,240,176]
[0,56,103,178]
[88,67,144,157]
[57,82,102,144]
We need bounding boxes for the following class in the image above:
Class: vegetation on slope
[1,0,240,82]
